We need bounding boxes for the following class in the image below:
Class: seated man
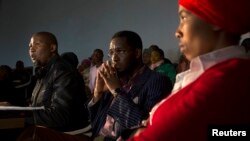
[26,31,90,132]
[88,30,172,140]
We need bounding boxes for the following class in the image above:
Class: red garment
[129,58,250,141]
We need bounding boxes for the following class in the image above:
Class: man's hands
[93,61,121,103]
[93,72,107,103]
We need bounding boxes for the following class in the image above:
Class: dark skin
[29,34,57,67]
[91,50,103,67]
[93,37,143,103]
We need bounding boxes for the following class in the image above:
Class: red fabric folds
[179,0,250,34]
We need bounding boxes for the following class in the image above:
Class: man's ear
[50,44,57,52]
[135,48,142,59]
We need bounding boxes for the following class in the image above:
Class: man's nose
[112,53,119,62]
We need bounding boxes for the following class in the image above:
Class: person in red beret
[125,0,250,141]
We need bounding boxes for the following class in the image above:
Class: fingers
[99,61,117,78]
[98,61,121,93]
[104,60,114,75]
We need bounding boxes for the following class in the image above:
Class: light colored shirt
[172,45,248,94]
[89,65,101,94]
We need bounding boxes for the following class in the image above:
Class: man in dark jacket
[89,30,173,140]
[28,31,89,132]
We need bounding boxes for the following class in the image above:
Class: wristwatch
[111,87,123,97]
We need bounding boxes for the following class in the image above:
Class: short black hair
[149,45,159,51]
[112,30,143,50]
[151,47,165,59]
[34,31,58,47]
[94,49,104,57]
[16,60,24,67]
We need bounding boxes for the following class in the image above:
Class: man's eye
[108,49,127,57]
[117,50,126,54]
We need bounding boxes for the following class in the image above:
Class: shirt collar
[172,45,248,93]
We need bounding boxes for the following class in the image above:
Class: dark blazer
[88,66,172,140]
[30,55,89,132]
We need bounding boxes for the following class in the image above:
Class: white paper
[0,106,44,111]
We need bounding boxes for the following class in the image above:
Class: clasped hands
[93,61,121,102]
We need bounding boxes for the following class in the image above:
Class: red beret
[179,0,250,35]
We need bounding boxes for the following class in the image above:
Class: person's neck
[212,32,239,51]
[39,54,58,69]
[119,62,144,85]
[128,62,144,77]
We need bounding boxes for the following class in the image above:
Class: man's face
[91,51,103,65]
[109,37,136,73]
[150,51,161,64]
[29,35,54,67]
[175,6,216,61]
